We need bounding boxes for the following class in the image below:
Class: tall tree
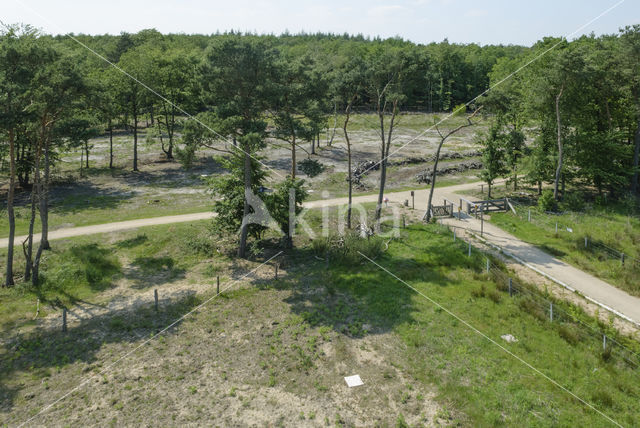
[200,35,276,258]
[0,24,39,286]
[620,26,640,195]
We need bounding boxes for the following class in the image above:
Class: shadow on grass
[274,226,460,338]
[0,292,203,414]
[126,256,186,289]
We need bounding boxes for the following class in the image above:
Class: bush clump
[538,189,557,212]
[298,159,325,178]
[311,231,384,265]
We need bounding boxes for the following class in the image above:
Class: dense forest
[1,24,639,286]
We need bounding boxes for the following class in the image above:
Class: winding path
[2,179,639,326]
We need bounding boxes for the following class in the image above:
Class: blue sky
[3,0,638,46]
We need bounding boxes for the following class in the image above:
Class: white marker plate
[344,375,364,388]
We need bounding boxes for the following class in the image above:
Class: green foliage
[297,158,325,178]
[311,231,384,266]
[207,142,268,240]
[538,190,557,212]
[561,191,585,212]
[264,176,308,243]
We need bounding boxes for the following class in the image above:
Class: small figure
[383,196,389,207]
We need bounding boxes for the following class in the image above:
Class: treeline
[479,29,640,202]
[1,24,639,287]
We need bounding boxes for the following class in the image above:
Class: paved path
[2,180,639,325]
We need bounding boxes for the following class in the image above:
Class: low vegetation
[1,221,638,426]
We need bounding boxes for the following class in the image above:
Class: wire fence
[445,223,640,370]
[508,200,640,269]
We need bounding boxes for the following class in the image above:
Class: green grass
[0,220,224,336]
[287,224,640,426]
[0,220,639,425]
[490,199,640,296]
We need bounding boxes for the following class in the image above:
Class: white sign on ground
[344,375,364,388]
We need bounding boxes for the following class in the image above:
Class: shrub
[311,232,384,266]
[538,190,557,212]
[562,191,585,212]
[298,158,325,178]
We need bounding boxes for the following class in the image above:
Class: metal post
[411,191,415,209]
[468,241,471,257]
[481,207,484,237]
[550,303,553,322]
[217,276,220,295]
[528,209,531,222]
[62,308,67,332]
[453,228,456,241]
[508,278,513,297]
[585,236,588,248]
[603,334,607,351]
[555,223,558,233]
[154,289,159,312]
[486,258,490,274]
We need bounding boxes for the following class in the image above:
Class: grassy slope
[1,221,638,426]
[489,203,640,296]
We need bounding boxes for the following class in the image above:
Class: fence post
[621,253,625,266]
[481,184,484,194]
[453,228,456,241]
[603,334,607,351]
[480,208,484,237]
[486,258,490,274]
[411,191,415,209]
[549,303,553,322]
[508,278,513,297]
[528,209,531,222]
[468,241,472,257]
[585,236,588,248]
[217,276,220,295]
[555,223,558,234]
[62,308,67,332]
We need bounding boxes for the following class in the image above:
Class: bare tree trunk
[40,135,51,251]
[133,110,139,171]
[24,153,39,282]
[5,130,16,287]
[310,135,315,155]
[84,141,89,169]
[108,118,114,169]
[344,97,356,229]
[553,86,564,201]
[238,149,251,258]
[425,109,479,221]
[375,100,398,226]
[291,133,296,179]
[426,140,445,222]
[488,182,492,199]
